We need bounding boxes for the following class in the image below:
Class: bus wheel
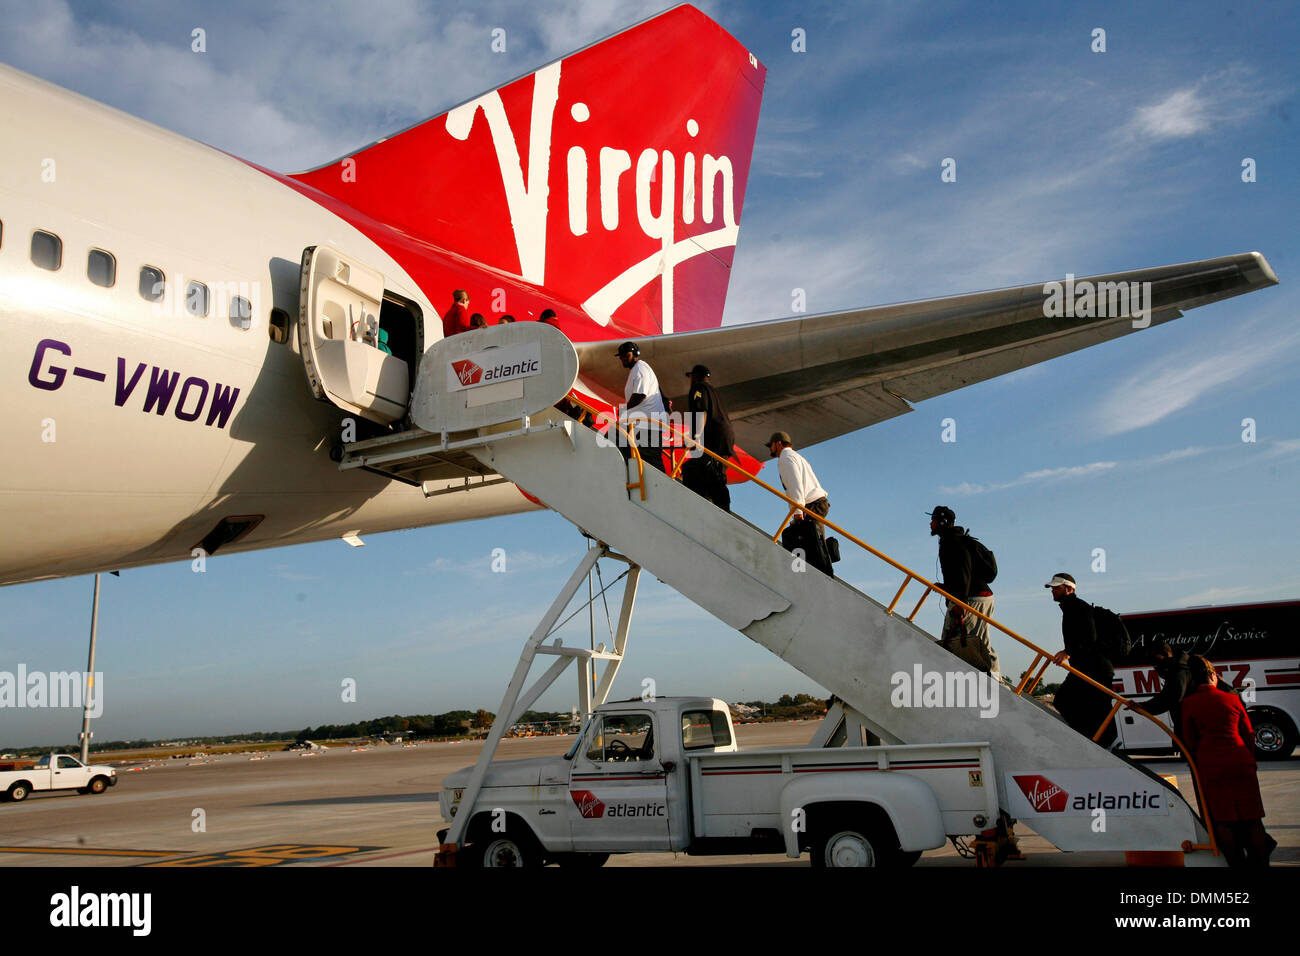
[1249,708,1297,760]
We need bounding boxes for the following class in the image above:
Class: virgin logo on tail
[451,359,483,386]
[1013,774,1069,813]
[446,62,741,333]
[569,789,606,819]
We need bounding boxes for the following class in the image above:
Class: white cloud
[1174,582,1295,607]
[1131,88,1209,139]
[938,445,1214,497]
[415,549,573,576]
[1261,438,1300,459]
[1122,67,1267,146]
[1149,446,1210,464]
[939,461,1116,496]
[1090,318,1300,437]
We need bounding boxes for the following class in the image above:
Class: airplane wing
[574,252,1278,450]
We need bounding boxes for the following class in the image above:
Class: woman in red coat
[1181,655,1276,866]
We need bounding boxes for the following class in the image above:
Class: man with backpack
[929,507,1000,678]
[1047,573,1121,748]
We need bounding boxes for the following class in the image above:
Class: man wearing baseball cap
[615,341,667,471]
[769,432,832,575]
[682,364,734,511]
[1046,573,1118,747]
[928,506,999,678]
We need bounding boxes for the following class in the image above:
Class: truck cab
[440,697,736,865]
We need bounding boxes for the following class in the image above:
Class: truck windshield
[586,713,654,762]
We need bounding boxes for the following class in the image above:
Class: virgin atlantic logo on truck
[1010,771,1166,814]
[570,790,606,819]
[1013,774,1069,812]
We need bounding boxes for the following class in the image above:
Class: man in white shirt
[616,341,667,471]
[768,431,829,538]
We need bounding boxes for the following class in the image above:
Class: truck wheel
[88,776,109,795]
[812,823,885,867]
[475,829,541,868]
[7,782,30,803]
[1249,709,1297,760]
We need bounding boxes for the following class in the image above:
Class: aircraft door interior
[298,244,419,425]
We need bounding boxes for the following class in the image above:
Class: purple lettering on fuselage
[115,360,146,406]
[142,368,180,415]
[28,340,241,429]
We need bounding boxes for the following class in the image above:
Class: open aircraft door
[299,245,410,424]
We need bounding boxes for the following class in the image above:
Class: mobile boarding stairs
[340,322,1222,865]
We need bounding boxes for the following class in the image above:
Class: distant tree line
[293,711,498,742]
[2,729,302,756]
[10,695,886,753]
[738,694,828,721]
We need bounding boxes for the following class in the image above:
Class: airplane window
[31,230,62,271]
[186,281,210,317]
[268,308,291,344]
[139,266,165,303]
[88,249,116,288]
[230,296,252,330]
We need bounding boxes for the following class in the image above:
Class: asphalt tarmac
[1,721,1295,868]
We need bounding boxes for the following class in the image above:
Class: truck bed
[689,741,999,841]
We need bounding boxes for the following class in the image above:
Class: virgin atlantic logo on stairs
[1012,774,1069,812]
[452,359,484,386]
[569,790,606,819]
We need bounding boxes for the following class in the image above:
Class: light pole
[79,573,104,763]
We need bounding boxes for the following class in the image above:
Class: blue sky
[1,0,1297,746]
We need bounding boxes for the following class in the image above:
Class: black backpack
[962,531,998,585]
[1090,603,1133,663]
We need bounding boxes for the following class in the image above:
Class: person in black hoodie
[1137,640,1191,744]
[930,506,999,677]
[682,364,735,511]
[1047,573,1117,747]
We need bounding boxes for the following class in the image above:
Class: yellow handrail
[562,392,1217,855]
[563,395,648,501]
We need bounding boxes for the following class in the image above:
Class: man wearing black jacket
[930,506,999,677]
[682,364,734,511]
[1138,640,1191,741]
[1048,573,1118,747]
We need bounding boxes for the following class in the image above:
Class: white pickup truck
[438,697,998,867]
[0,753,118,802]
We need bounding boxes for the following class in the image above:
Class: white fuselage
[0,65,532,586]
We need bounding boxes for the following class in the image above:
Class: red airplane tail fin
[291,5,766,338]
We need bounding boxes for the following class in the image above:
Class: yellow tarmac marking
[0,846,184,857]
[143,843,380,867]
